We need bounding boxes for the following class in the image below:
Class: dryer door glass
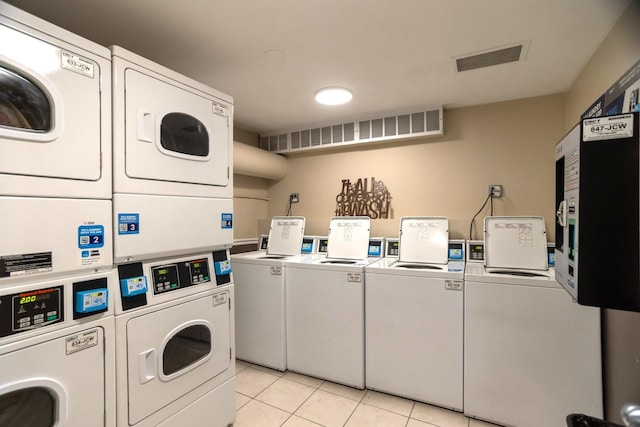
[0,387,55,427]
[0,67,51,132]
[160,113,209,157]
[162,324,211,376]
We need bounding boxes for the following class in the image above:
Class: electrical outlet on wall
[290,193,300,203]
[488,185,503,197]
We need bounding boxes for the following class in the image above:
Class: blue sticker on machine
[215,260,232,276]
[118,213,140,235]
[221,213,233,229]
[78,225,105,249]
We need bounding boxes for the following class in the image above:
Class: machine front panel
[123,68,230,188]
[125,290,232,424]
[0,19,110,195]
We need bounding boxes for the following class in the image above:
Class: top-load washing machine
[285,216,379,389]
[365,217,464,410]
[111,46,233,262]
[0,2,113,284]
[231,216,306,371]
[464,216,602,427]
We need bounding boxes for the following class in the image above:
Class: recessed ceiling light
[315,87,352,105]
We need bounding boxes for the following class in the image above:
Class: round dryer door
[0,387,55,427]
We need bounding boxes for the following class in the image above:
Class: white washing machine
[231,216,306,371]
[0,3,113,284]
[111,46,234,263]
[0,269,116,426]
[365,217,464,411]
[464,216,602,427]
[285,217,379,389]
[115,250,235,427]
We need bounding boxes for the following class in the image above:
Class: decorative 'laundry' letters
[334,177,391,219]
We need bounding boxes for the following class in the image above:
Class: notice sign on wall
[335,177,391,219]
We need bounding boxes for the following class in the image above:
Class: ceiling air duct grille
[259,106,443,154]
[455,42,529,72]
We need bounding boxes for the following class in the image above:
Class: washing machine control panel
[151,258,211,295]
[386,239,399,257]
[0,285,63,337]
[467,241,485,262]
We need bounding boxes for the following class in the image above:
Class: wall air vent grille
[259,106,443,154]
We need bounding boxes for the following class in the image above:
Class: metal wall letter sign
[335,177,391,219]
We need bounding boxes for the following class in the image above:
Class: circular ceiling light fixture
[314,87,353,105]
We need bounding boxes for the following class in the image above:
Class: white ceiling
[4,0,631,134]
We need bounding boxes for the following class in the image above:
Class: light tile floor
[234,360,501,427]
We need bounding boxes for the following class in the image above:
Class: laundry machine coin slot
[117,262,148,310]
[73,277,109,318]
[120,276,148,298]
[213,250,232,285]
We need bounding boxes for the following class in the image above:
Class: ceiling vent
[259,106,443,154]
[455,41,529,72]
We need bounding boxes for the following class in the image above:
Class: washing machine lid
[326,217,371,260]
[398,217,449,264]
[484,216,548,270]
[266,216,305,256]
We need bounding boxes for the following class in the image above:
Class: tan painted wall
[566,0,640,127]
[564,2,640,423]
[267,94,566,241]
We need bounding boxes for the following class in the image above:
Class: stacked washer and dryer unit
[110,47,236,426]
[464,216,602,427]
[0,3,236,424]
[0,3,116,426]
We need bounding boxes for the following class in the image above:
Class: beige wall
[566,0,640,127]
[267,94,565,241]
[564,2,640,423]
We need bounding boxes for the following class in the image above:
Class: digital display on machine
[387,241,399,256]
[4,286,64,336]
[152,264,180,294]
[188,259,211,285]
[151,258,211,295]
[469,244,485,261]
[318,239,329,253]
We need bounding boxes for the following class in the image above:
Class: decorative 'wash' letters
[335,177,391,219]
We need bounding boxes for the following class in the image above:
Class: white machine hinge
[227,167,230,179]
[230,347,232,361]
